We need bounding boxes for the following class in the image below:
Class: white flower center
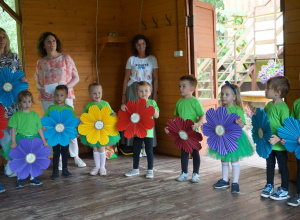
[55,123,65,133]
[179,130,188,140]
[3,82,13,92]
[25,153,36,164]
[215,125,225,137]
[131,113,140,123]
[95,120,104,130]
[258,127,264,140]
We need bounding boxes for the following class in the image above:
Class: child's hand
[121,104,127,111]
[3,112,8,118]
[268,135,281,145]
[79,121,84,125]
[111,112,117,117]
[280,138,286,145]
[146,104,152,108]
[235,117,243,125]
[20,77,28,82]
[10,141,17,149]
[251,107,257,115]
[191,123,199,131]
[76,134,80,138]
[43,140,49,147]
[165,127,169,134]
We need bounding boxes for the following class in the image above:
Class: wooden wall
[284,0,300,181]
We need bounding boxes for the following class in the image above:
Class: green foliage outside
[0,0,18,53]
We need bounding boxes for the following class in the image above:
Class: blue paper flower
[203,107,242,155]
[9,138,51,179]
[278,117,300,159]
[252,108,272,159]
[0,67,28,106]
[41,109,79,146]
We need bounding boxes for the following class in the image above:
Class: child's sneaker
[16,179,23,188]
[213,179,230,189]
[260,184,274,198]
[58,160,62,171]
[231,183,240,194]
[90,167,99,176]
[100,168,107,176]
[146,169,153,179]
[51,170,59,180]
[74,157,86,168]
[125,169,139,177]
[30,177,43,186]
[287,194,300,207]
[0,182,5,193]
[176,172,188,182]
[62,168,72,177]
[270,187,290,200]
[190,173,199,183]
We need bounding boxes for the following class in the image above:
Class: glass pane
[4,0,16,12]
[197,58,215,99]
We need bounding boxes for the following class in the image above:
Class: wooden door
[187,0,218,154]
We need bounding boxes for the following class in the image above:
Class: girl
[7,91,48,188]
[80,83,120,176]
[209,81,254,194]
[122,81,159,179]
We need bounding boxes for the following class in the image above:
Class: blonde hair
[17,91,34,109]
[136,81,151,91]
[0,28,12,57]
[221,83,244,110]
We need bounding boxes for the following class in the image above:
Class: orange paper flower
[117,98,155,139]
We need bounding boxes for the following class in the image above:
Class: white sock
[222,162,229,182]
[93,152,100,169]
[30,175,34,180]
[99,152,106,170]
[232,162,240,183]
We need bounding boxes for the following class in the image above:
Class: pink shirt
[35,54,77,101]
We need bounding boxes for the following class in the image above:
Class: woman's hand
[38,87,52,99]
[269,135,281,145]
[121,104,127,112]
[121,94,126,105]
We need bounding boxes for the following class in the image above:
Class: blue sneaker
[261,184,274,198]
[16,179,23,188]
[287,194,300,207]
[30,177,43,186]
[213,179,230,189]
[176,172,188,182]
[231,183,240,194]
[0,182,5,193]
[270,187,290,200]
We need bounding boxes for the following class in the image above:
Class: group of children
[0,74,299,207]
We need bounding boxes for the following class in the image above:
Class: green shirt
[291,98,300,120]
[8,111,42,135]
[174,97,205,122]
[264,101,290,151]
[227,105,246,124]
[44,104,76,117]
[145,99,159,138]
[83,101,114,114]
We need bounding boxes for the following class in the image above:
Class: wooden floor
[0,153,300,220]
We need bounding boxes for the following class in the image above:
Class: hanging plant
[258,60,284,84]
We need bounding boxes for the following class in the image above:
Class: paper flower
[78,105,119,145]
[203,107,242,155]
[167,117,203,153]
[252,108,272,159]
[41,109,79,146]
[9,138,51,179]
[0,105,8,139]
[0,67,28,106]
[117,98,155,139]
[278,117,300,159]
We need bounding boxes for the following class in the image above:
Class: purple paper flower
[203,107,242,155]
[9,138,51,179]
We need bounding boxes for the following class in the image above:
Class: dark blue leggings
[181,149,200,174]
[133,137,154,170]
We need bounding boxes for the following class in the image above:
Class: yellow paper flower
[78,106,119,145]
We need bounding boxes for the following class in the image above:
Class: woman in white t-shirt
[121,34,159,153]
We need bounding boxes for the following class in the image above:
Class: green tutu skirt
[208,130,254,162]
[0,133,41,160]
[79,133,120,148]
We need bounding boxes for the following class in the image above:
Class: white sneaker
[4,162,17,177]
[141,148,147,157]
[58,160,62,171]
[90,167,99,176]
[139,152,143,158]
[125,169,139,177]
[100,168,107,176]
[190,173,200,183]
[146,169,153,179]
[74,157,86,167]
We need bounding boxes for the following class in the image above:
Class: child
[260,76,290,200]
[8,91,48,188]
[209,81,253,193]
[167,75,205,183]
[286,98,300,206]
[123,81,159,178]
[80,82,119,176]
[44,85,75,180]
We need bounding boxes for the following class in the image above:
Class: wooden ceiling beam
[0,0,22,24]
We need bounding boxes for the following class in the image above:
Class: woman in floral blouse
[35,32,86,168]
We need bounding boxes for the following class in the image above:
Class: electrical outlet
[174,50,183,57]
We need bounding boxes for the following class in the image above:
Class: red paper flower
[117,98,155,139]
[167,117,203,153]
[0,105,8,139]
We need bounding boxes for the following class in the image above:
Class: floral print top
[35,54,77,101]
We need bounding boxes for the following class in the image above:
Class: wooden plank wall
[121,0,189,156]
[284,0,300,181]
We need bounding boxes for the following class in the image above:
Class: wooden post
[234,36,237,84]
